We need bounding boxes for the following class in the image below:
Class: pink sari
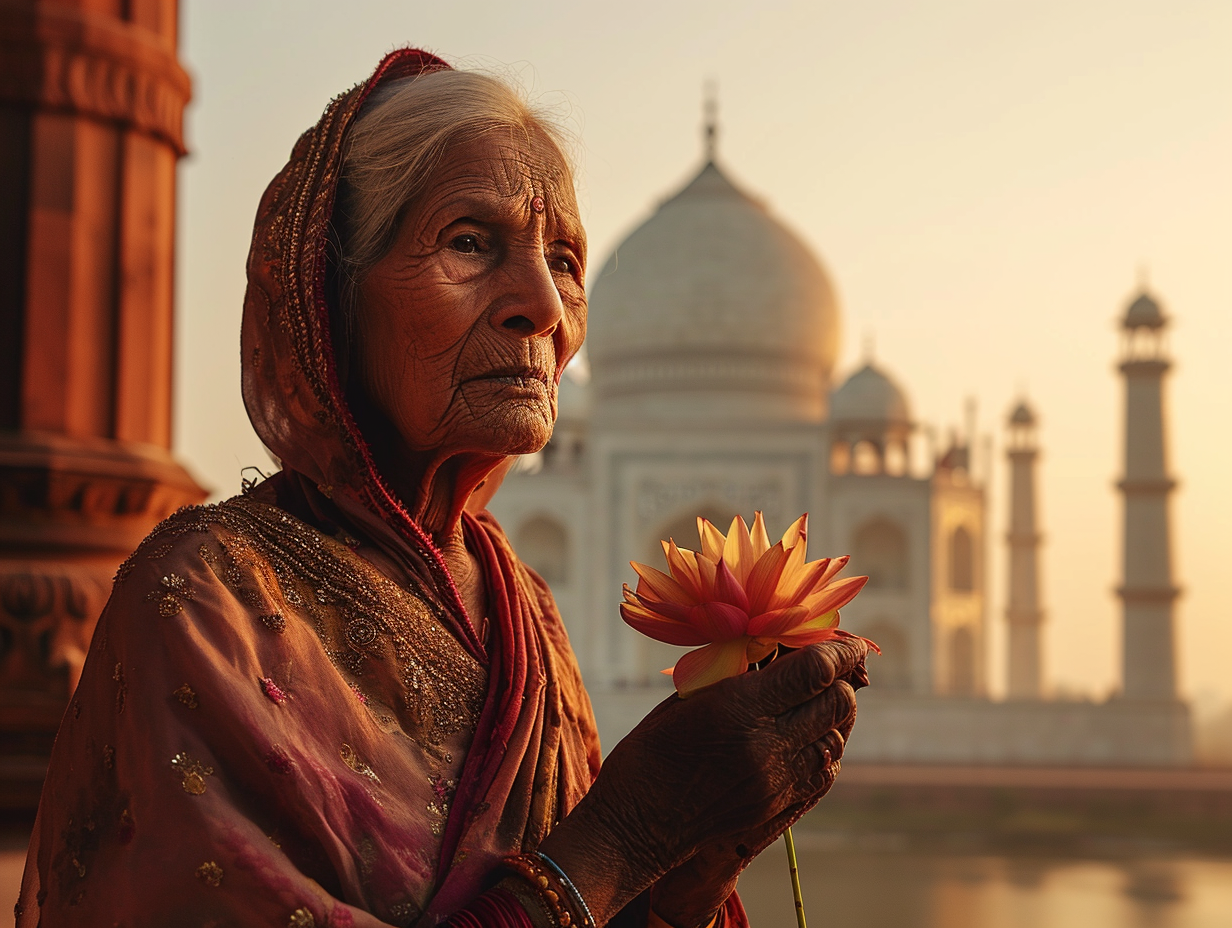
[18,49,747,928]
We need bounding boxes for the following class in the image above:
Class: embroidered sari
[17,49,747,928]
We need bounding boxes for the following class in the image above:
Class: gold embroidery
[196,861,223,887]
[260,612,287,633]
[174,684,199,709]
[120,498,487,748]
[288,907,315,928]
[112,663,126,714]
[171,751,214,795]
[340,743,379,784]
[147,573,194,617]
[426,774,458,837]
[102,745,114,770]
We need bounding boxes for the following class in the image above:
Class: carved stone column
[0,0,205,811]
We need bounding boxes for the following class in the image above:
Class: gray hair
[330,68,574,362]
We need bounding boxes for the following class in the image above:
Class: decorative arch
[852,517,908,591]
[851,440,882,475]
[515,516,569,584]
[949,525,975,592]
[948,626,977,696]
[862,620,910,691]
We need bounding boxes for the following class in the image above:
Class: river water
[737,833,1232,928]
[3,831,1231,925]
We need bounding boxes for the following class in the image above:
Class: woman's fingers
[793,728,845,794]
[753,638,868,713]
[777,679,856,743]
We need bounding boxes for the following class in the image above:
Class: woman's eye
[450,233,481,254]
[549,255,575,275]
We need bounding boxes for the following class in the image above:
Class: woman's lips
[464,369,552,394]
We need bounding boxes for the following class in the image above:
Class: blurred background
[1,1,1229,925]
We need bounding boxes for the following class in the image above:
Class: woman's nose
[491,249,564,338]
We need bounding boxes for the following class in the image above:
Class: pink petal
[713,559,750,612]
[619,602,711,646]
[687,601,750,642]
[746,605,810,638]
[673,639,751,697]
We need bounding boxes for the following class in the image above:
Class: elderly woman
[18,49,867,928]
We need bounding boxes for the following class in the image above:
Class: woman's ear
[466,457,517,513]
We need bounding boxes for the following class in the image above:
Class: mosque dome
[1124,291,1165,330]
[830,362,912,429]
[1008,399,1036,427]
[586,159,840,423]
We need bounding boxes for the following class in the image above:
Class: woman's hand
[649,667,863,928]
[538,636,868,925]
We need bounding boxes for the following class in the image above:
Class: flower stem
[784,825,807,928]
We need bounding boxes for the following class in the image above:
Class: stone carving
[0,5,191,152]
[0,564,107,698]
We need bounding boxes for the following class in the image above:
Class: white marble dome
[586,160,840,423]
[831,362,912,428]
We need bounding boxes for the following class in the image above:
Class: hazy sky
[174,1,1232,706]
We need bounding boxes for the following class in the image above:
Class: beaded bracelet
[503,853,595,928]
[536,851,595,928]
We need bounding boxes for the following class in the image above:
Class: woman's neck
[388,447,504,629]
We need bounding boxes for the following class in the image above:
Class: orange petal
[723,515,756,584]
[750,511,771,559]
[712,559,750,612]
[698,517,727,562]
[629,591,698,625]
[744,542,790,615]
[777,622,843,648]
[620,602,712,646]
[746,605,810,638]
[664,540,705,601]
[767,553,828,612]
[632,561,698,605]
[780,513,809,556]
[747,638,780,663]
[817,554,850,588]
[803,575,868,617]
[673,638,751,697]
[696,553,718,595]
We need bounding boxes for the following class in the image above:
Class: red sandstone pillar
[0,0,205,810]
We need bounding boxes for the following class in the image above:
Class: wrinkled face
[354,128,587,462]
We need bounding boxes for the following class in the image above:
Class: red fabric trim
[446,888,537,928]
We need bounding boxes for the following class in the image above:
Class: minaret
[1005,400,1044,698]
[1117,290,1179,701]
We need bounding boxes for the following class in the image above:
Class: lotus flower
[620,512,874,697]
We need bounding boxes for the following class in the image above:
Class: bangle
[536,851,595,928]
[503,853,595,928]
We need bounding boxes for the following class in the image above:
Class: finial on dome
[703,80,718,163]
[862,332,875,362]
